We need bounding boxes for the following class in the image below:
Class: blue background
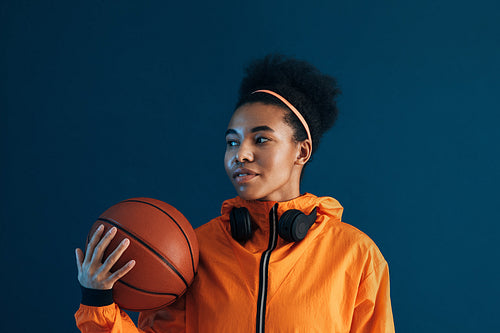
[1,0,499,331]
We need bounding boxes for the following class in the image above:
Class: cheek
[224,151,232,174]
[266,151,291,175]
[271,148,296,174]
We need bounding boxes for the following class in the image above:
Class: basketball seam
[121,199,197,277]
[97,217,189,288]
[116,279,179,296]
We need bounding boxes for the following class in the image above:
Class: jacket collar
[220,193,344,229]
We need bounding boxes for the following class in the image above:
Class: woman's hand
[75,224,136,290]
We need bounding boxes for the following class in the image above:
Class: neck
[256,183,301,202]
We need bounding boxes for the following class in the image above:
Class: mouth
[233,168,259,184]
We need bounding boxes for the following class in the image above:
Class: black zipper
[256,203,279,333]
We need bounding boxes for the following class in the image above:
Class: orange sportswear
[75,193,395,332]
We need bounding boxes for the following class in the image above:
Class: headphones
[230,206,318,243]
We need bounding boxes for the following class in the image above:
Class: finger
[100,238,130,273]
[84,224,105,265]
[75,248,83,275]
[107,260,136,285]
[91,226,117,265]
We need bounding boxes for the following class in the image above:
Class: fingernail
[123,238,130,245]
[98,225,104,231]
[109,227,117,234]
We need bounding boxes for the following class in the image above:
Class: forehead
[227,102,291,133]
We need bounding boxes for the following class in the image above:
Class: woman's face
[224,102,308,202]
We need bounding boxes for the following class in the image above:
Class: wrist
[80,285,114,306]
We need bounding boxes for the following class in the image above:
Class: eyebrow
[225,126,275,137]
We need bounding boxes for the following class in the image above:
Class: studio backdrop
[1,0,499,332]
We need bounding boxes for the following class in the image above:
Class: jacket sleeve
[74,287,186,333]
[75,303,143,333]
[350,260,395,333]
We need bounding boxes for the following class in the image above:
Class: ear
[295,140,312,165]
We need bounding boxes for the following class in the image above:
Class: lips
[233,168,259,184]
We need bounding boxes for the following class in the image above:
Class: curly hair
[235,53,341,180]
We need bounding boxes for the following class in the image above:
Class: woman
[75,54,395,332]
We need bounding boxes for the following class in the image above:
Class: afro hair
[235,54,341,179]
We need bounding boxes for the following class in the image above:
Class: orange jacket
[75,193,395,332]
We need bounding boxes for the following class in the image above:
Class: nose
[235,141,254,163]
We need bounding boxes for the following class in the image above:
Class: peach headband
[251,89,312,150]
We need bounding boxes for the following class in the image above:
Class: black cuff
[80,286,114,306]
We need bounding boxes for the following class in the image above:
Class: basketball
[86,197,199,311]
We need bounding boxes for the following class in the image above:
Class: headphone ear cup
[278,209,303,242]
[230,207,252,242]
[278,207,318,242]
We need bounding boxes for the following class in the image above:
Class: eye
[256,137,270,144]
[226,139,239,147]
